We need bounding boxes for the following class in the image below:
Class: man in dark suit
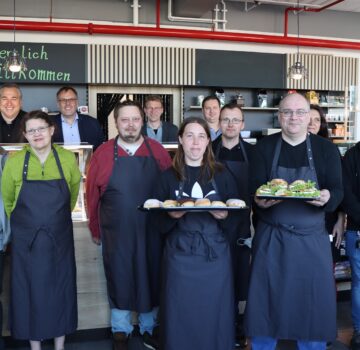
[142,95,178,143]
[52,86,104,151]
[0,83,26,143]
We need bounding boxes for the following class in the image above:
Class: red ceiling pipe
[284,0,345,37]
[1,19,360,51]
[156,0,161,29]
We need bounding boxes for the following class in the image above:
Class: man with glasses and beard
[245,93,343,350]
[212,103,252,349]
[86,100,172,350]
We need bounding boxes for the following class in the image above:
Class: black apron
[245,135,336,341]
[99,137,160,312]
[10,148,77,340]
[215,139,251,301]
[160,178,234,350]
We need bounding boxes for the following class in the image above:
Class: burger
[163,199,178,208]
[289,180,320,197]
[195,198,211,207]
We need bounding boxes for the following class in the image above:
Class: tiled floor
[5,300,353,349]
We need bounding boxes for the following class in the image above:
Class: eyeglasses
[58,98,78,104]
[279,109,309,118]
[26,126,49,135]
[118,117,142,124]
[220,118,244,125]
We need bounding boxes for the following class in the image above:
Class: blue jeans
[111,307,158,335]
[346,230,360,331]
[251,337,326,350]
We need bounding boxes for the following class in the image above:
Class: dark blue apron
[99,137,160,312]
[215,139,251,301]
[245,135,336,341]
[160,177,234,350]
[10,148,77,340]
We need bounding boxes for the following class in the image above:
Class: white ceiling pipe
[131,0,140,26]
[168,0,226,25]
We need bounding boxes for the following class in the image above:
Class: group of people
[0,85,359,350]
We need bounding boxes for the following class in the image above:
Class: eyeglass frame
[279,109,310,118]
[25,126,50,136]
[220,118,244,125]
[57,98,78,104]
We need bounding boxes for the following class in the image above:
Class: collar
[61,113,79,124]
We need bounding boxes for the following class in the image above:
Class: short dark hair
[56,86,78,99]
[202,95,220,109]
[21,110,55,134]
[0,83,22,99]
[310,104,329,139]
[113,100,144,121]
[144,95,163,108]
[220,103,244,121]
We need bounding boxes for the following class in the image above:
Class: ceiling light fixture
[288,0,307,80]
[4,0,27,73]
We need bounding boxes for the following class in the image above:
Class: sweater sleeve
[86,155,103,240]
[1,158,16,218]
[342,145,360,223]
[69,154,81,211]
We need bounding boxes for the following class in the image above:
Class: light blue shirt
[210,127,222,141]
[61,114,81,144]
[146,123,163,143]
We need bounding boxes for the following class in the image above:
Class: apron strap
[258,214,325,236]
[52,147,66,180]
[215,137,248,164]
[113,135,160,170]
[270,134,319,187]
[22,147,65,181]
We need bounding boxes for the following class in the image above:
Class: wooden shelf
[242,107,278,111]
[319,104,345,108]
[188,106,278,111]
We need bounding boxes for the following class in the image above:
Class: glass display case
[0,143,93,222]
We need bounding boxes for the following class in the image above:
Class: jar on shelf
[236,94,245,107]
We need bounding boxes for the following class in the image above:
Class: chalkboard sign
[196,50,286,89]
[0,42,86,84]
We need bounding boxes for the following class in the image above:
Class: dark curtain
[97,93,123,140]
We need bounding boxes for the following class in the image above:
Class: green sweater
[2,144,81,217]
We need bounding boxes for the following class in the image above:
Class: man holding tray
[245,93,343,350]
[86,100,171,350]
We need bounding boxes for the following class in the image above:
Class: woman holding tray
[155,116,239,350]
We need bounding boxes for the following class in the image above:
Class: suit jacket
[52,113,104,151]
[142,121,178,143]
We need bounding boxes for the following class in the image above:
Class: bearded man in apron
[86,100,172,350]
[212,103,253,348]
[245,93,343,350]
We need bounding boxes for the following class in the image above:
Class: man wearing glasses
[0,83,26,143]
[142,95,178,143]
[212,103,252,349]
[52,86,104,150]
[86,100,172,350]
[245,93,343,350]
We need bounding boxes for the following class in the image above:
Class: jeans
[251,337,326,350]
[111,307,158,335]
[346,230,360,331]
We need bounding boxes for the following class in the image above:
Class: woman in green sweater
[1,110,81,350]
